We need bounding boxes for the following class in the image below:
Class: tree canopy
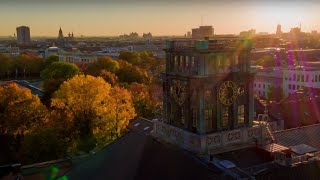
[0,82,47,135]
[51,75,136,151]
[86,57,119,75]
[116,60,152,85]
[40,62,80,81]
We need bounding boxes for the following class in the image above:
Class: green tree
[0,54,14,79]
[45,54,59,67]
[266,86,284,101]
[41,62,80,101]
[119,51,141,64]
[116,60,151,84]
[86,57,119,75]
[255,55,275,67]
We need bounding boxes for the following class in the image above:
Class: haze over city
[1,0,320,36]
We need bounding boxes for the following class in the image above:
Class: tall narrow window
[192,108,198,128]
[238,105,245,124]
[222,107,229,127]
[181,108,185,125]
[205,109,213,130]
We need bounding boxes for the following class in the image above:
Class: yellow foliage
[51,75,136,149]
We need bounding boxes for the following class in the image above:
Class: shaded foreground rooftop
[65,131,214,180]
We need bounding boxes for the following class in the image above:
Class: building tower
[16,26,31,46]
[58,27,64,40]
[153,38,261,154]
[276,24,282,37]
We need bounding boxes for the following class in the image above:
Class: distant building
[283,66,320,97]
[59,50,97,63]
[16,26,31,45]
[56,27,74,47]
[276,24,282,37]
[192,26,214,39]
[0,46,20,57]
[254,67,283,99]
[143,32,152,39]
[239,29,256,38]
[45,47,59,59]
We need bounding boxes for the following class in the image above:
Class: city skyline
[1,0,320,36]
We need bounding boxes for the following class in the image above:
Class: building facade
[254,68,283,99]
[16,26,31,46]
[283,67,320,97]
[162,39,254,134]
[153,38,273,154]
[192,26,214,39]
[59,50,97,63]
[0,46,20,57]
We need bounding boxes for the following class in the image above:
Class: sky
[1,0,320,37]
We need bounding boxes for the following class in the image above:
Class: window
[174,56,178,67]
[192,108,198,128]
[254,83,256,87]
[263,84,265,89]
[205,109,213,130]
[222,107,229,127]
[297,75,300,82]
[238,105,245,124]
[185,56,189,67]
[293,74,296,81]
[316,75,318,82]
[258,84,261,88]
[297,85,300,89]
[302,75,304,82]
[293,85,296,90]
[289,84,291,89]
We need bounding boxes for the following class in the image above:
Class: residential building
[254,67,283,99]
[283,66,320,97]
[16,26,31,45]
[44,46,59,59]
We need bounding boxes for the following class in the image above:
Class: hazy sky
[1,0,320,36]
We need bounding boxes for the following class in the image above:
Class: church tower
[58,27,64,40]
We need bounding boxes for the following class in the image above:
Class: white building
[59,50,97,63]
[45,47,59,59]
[0,46,20,57]
[283,66,320,97]
[253,67,283,99]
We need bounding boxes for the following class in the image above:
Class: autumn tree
[15,54,44,78]
[99,70,118,85]
[129,82,161,118]
[51,75,136,151]
[116,60,151,85]
[0,54,14,79]
[0,82,47,135]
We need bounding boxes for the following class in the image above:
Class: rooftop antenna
[201,16,203,26]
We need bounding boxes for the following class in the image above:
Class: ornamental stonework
[207,134,221,146]
[227,131,241,142]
